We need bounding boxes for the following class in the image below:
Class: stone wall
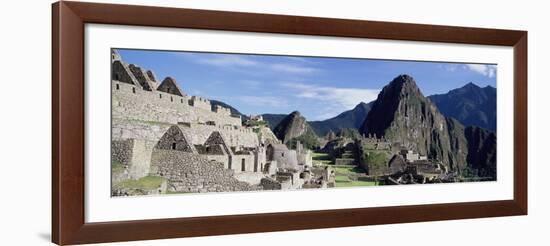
[297,150,313,167]
[112,81,242,127]
[234,172,266,185]
[189,96,213,111]
[231,154,256,173]
[150,149,257,193]
[260,177,282,190]
[265,161,278,175]
[112,118,258,148]
[111,138,155,179]
[112,139,133,165]
[273,149,298,169]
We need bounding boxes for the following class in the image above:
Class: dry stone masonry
[110,49,313,196]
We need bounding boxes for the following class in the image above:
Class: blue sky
[116,49,497,121]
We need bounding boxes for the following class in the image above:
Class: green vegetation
[332,165,364,175]
[332,165,379,187]
[359,148,391,176]
[312,152,333,166]
[245,120,268,127]
[364,151,389,167]
[114,175,166,191]
[287,132,320,150]
[112,160,126,176]
[336,128,361,139]
[335,179,378,187]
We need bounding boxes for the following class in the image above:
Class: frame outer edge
[52,1,60,244]
[64,1,524,46]
[514,32,528,214]
[52,1,528,245]
[53,1,86,245]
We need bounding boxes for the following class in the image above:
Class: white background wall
[0,0,547,245]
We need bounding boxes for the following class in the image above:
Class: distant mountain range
[262,102,373,137]
[259,83,496,135]
[210,100,249,121]
[214,81,496,138]
[262,114,287,130]
[309,102,373,136]
[428,82,496,131]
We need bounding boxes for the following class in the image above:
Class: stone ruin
[110,49,314,195]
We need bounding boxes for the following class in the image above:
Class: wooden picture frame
[52,1,527,245]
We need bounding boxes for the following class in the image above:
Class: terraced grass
[333,165,379,187]
[333,166,365,175]
[335,180,378,187]
[312,152,333,166]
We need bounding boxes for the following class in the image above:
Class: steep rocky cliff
[273,111,319,148]
[359,74,495,176]
[464,126,497,178]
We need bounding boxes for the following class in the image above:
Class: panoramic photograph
[110,48,497,196]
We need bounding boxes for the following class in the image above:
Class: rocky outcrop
[273,111,319,148]
[360,75,496,177]
[360,74,468,170]
[464,126,497,178]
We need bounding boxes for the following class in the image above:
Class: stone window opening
[171,142,176,150]
[132,87,136,94]
[181,99,184,103]
[170,96,173,102]
[281,152,284,157]
[116,84,120,90]
[159,94,162,99]
[241,159,246,172]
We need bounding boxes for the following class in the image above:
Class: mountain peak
[463,82,480,89]
[290,111,302,117]
[386,74,422,96]
[360,74,470,170]
[390,74,416,86]
[355,101,368,108]
[428,82,496,131]
[273,111,318,145]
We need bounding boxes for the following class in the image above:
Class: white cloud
[439,63,497,78]
[192,54,320,75]
[464,64,497,78]
[439,64,460,72]
[269,63,319,74]
[197,55,258,67]
[238,96,288,108]
[282,82,380,120]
